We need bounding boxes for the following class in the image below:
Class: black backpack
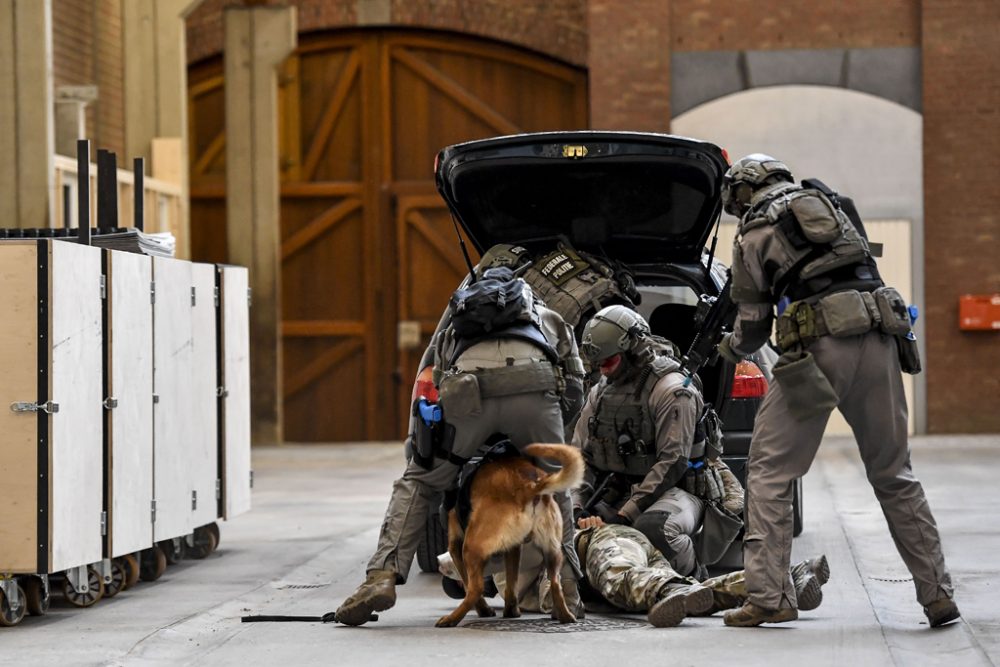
[449,267,531,338]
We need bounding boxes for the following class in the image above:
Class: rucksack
[449,267,533,338]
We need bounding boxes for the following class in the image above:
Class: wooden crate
[0,240,103,574]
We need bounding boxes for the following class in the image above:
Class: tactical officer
[336,267,587,626]
[570,305,740,579]
[718,154,958,628]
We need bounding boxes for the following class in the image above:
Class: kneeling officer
[336,267,586,626]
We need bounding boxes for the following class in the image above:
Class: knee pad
[633,511,676,559]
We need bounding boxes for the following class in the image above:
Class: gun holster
[410,400,455,470]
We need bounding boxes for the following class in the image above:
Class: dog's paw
[476,604,496,618]
[435,615,461,628]
[502,606,521,619]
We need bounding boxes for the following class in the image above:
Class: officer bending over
[336,267,586,626]
[718,154,958,628]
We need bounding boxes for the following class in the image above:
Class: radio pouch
[896,334,922,375]
[772,350,839,420]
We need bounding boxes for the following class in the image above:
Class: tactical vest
[738,187,881,303]
[585,355,682,477]
[522,246,632,330]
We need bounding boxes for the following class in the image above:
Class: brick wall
[52,0,125,158]
[922,1,1000,432]
[587,0,671,131]
[186,0,586,66]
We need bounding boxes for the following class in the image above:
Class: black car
[413,131,801,573]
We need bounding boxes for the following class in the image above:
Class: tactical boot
[648,589,687,628]
[660,583,715,616]
[723,602,798,627]
[791,554,830,586]
[924,598,961,628]
[336,569,397,626]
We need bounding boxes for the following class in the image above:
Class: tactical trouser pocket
[772,350,838,420]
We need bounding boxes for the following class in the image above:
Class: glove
[593,502,625,525]
[573,506,591,524]
[717,332,742,365]
[604,513,630,526]
[684,463,724,503]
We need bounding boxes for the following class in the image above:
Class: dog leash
[241,612,378,623]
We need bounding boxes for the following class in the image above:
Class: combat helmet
[580,305,650,364]
[721,153,794,217]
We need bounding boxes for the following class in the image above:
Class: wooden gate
[189,31,587,441]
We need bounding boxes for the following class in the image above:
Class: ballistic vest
[585,355,681,477]
[738,185,881,303]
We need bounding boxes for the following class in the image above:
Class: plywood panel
[152,257,194,541]
[0,243,40,573]
[107,250,154,557]
[221,266,251,518]
[190,263,219,527]
[50,241,104,572]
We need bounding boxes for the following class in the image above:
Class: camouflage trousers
[583,524,749,612]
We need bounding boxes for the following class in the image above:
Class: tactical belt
[777,289,881,349]
[472,361,559,398]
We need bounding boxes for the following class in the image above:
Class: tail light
[411,365,439,403]
[731,359,768,398]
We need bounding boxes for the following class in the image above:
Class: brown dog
[435,443,585,628]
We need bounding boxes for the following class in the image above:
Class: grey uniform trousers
[368,389,582,583]
[744,332,952,609]
[636,488,705,577]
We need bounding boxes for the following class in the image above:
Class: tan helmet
[721,153,793,217]
[580,305,650,364]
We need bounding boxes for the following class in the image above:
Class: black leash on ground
[241,613,378,624]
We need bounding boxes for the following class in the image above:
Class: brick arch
[186,0,587,67]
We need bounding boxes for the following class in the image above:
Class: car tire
[416,493,448,574]
[792,477,804,537]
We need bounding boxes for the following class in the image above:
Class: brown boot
[660,583,715,616]
[335,569,397,626]
[723,602,798,627]
[648,589,687,628]
[924,598,960,628]
[790,554,829,612]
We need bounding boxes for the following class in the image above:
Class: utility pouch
[896,334,922,375]
[818,290,873,337]
[439,372,482,417]
[772,350,839,420]
[695,503,744,566]
[790,192,841,244]
[873,287,912,336]
[411,399,439,470]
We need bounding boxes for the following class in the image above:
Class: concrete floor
[3,436,998,667]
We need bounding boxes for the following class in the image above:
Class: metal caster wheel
[22,577,49,616]
[0,585,26,626]
[121,554,141,590]
[187,526,218,559]
[62,568,104,608]
[139,546,167,582]
[103,559,127,598]
[159,539,184,565]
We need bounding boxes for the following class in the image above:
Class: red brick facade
[184,1,1000,432]
[921,1,1000,432]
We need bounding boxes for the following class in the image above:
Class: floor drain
[463,617,648,633]
[275,583,331,590]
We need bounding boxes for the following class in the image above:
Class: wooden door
[189,31,587,441]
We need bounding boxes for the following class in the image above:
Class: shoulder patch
[672,387,695,400]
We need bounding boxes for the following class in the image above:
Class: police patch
[537,249,587,286]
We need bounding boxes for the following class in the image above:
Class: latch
[192,490,198,510]
[103,397,118,410]
[250,470,254,489]
[10,401,59,414]
[150,281,156,305]
[100,275,106,300]
[191,286,197,307]
[214,286,220,307]
[215,479,222,500]
[247,287,253,308]
[100,511,107,536]
[151,499,157,523]
[216,386,229,398]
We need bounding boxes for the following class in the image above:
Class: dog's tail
[522,444,585,495]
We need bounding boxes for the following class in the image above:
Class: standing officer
[571,306,739,579]
[336,267,586,626]
[717,154,958,628]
